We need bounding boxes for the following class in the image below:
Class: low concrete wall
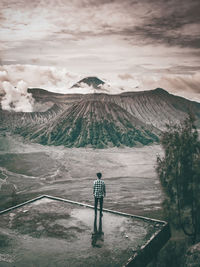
[125,223,171,266]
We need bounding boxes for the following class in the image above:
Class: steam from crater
[1,80,35,112]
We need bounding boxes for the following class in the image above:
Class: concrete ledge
[125,223,171,266]
[0,195,171,267]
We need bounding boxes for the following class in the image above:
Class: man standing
[93,172,106,218]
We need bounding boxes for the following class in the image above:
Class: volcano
[22,99,159,148]
[71,77,105,90]
[0,85,200,148]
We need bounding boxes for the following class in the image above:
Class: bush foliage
[157,114,200,243]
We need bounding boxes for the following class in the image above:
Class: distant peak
[154,88,169,94]
[80,76,105,84]
[71,76,105,89]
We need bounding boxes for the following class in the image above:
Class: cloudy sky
[0,0,200,101]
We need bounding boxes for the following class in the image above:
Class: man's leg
[94,197,98,217]
[100,197,103,217]
[93,214,97,233]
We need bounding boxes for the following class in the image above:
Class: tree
[157,114,200,243]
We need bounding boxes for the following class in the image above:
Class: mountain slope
[21,100,159,148]
[81,89,200,129]
[1,87,200,148]
[0,104,64,132]
[28,87,200,130]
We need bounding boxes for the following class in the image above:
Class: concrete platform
[0,195,170,267]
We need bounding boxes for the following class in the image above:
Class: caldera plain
[0,133,164,218]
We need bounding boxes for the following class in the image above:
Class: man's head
[96,172,102,179]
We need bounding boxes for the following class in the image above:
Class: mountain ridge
[1,87,200,148]
[21,99,159,148]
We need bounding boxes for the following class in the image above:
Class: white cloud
[0,64,199,103]
[0,65,80,93]
[1,0,199,84]
[116,72,200,102]
[1,80,35,112]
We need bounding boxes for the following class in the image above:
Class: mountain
[0,87,200,148]
[71,77,105,90]
[20,99,159,148]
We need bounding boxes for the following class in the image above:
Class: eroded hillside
[0,86,200,148]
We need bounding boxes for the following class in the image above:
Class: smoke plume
[1,80,35,112]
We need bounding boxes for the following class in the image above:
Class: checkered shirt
[93,179,106,198]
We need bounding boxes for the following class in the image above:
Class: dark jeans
[94,197,103,216]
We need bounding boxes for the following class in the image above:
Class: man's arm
[93,181,95,196]
[103,182,106,197]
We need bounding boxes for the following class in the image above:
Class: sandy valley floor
[0,134,164,215]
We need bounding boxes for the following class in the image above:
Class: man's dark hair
[96,172,102,179]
